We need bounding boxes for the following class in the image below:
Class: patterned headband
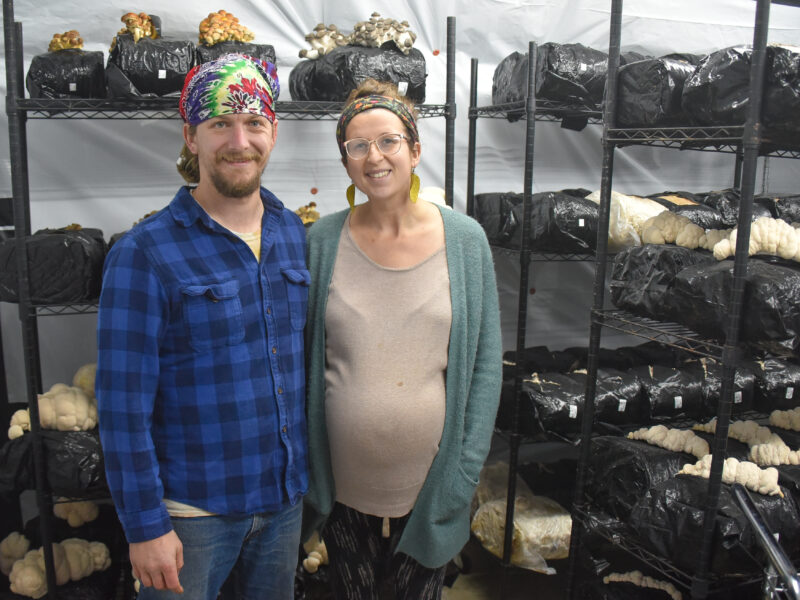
[179,53,279,126]
[336,94,419,158]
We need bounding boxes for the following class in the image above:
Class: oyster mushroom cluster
[48,30,84,52]
[116,12,159,43]
[298,23,348,60]
[198,10,255,47]
[349,12,416,55]
[298,12,417,60]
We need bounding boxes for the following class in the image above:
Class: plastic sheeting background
[0,0,800,402]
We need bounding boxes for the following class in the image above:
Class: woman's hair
[176,125,199,184]
[344,79,418,120]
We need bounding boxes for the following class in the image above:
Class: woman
[304,79,502,600]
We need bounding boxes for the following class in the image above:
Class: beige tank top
[324,218,451,517]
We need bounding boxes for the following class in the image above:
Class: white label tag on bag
[618,398,627,412]
[787,387,795,400]
[158,69,167,79]
[674,396,683,409]
[69,82,77,92]
[397,81,409,95]
[578,218,585,227]
[734,391,742,404]
[569,405,578,419]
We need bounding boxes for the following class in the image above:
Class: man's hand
[130,530,184,593]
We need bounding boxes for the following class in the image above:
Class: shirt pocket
[281,268,310,331]
[181,280,245,352]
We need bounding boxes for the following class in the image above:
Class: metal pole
[466,58,478,216]
[501,39,538,587]
[566,0,622,597]
[733,147,744,189]
[3,1,57,597]
[692,0,771,597]
[444,16,456,207]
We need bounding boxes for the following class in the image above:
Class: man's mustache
[217,152,261,162]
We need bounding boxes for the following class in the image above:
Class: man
[96,54,309,599]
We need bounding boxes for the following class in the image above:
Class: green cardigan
[303,205,502,568]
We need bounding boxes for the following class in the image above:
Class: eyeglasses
[343,133,409,160]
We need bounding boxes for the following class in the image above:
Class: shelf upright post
[445,16,456,207]
[3,0,58,597]
[565,0,622,596]
[466,58,478,216]
[733,147,744,189]
[691,0,771,597]
[500,40,538,592]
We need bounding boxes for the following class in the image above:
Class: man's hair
[177,125,199,184]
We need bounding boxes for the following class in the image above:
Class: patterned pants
[322,502,446,600]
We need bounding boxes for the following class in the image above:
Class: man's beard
[210,152,266,198]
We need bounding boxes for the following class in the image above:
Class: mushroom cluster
[301,531,329,573]
[298,13,418,60]
[116,12,159,43]
[298,23,348,60]
[7,382,97,440]
[294,201,320,225]
[198,10,255,47]
[349,12,417,55]
[9,538,111,599]
[47,30,83,52]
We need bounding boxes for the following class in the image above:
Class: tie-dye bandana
[179,53,279,126]
[336,94,419,158]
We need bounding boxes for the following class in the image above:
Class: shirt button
[266,307,272,314]
[272,347,277,354]
[282,426,287,433]
[277,387,283,394]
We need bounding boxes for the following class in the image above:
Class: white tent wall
[0,0,799,402]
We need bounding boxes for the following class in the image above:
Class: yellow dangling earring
[346,183,356,212]
[410,172,420,204]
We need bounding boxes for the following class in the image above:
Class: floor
[442,538,569,600]
[443,570,566,600]
[297,537,571,600]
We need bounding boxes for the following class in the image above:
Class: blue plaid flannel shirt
[97,186,309,543]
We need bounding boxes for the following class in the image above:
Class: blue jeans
[136,501,302,600]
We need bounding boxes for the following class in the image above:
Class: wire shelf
[52,489,111,504]
[606,125,800,158]
[469,99,602,123]
[489,244,598,261]
[592,309,725,360]
[15,98,449,120]
[572,506,762,593]
[34,303,99,316]
[493,425,581,446]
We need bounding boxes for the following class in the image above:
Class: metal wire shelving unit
[464,43,607,597]
[3,5,458,597]
[565,2,800,599]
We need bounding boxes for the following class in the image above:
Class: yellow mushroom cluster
[133,210,159,226]
[117,12,159,43]
[48,30,84,52]
[198,10,255,47]
[295,202,320,225]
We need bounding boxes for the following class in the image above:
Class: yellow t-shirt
[232,229,261,261]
